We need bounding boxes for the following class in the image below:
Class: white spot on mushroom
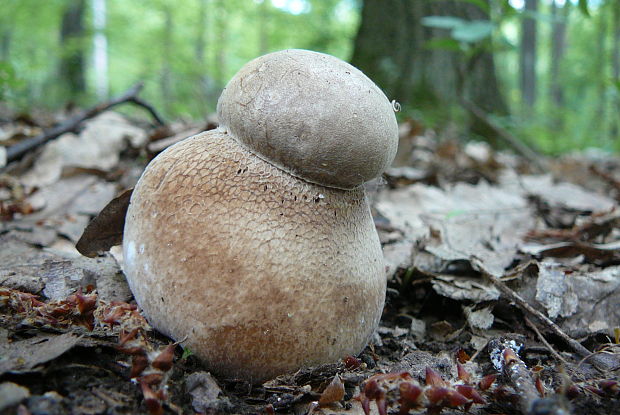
[126,240,136,266]
[139,244,145,254]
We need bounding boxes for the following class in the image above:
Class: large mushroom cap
[217,49,398,190]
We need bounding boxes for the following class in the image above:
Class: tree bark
[160,4,174,115]
[258,0,269,55]
[59,0,87,98]
[520,0,538,112]
[0,29,10,60]
[213,0,228,89]
[351,0,508,138]
[195,0,211,110]
[612,1,620,140]
[92,0,108,99]
[549,0,567,108]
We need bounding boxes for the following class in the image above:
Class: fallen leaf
[0,333,81,375]
[76,189,132,257]
[318,375,345,406]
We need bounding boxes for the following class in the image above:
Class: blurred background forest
[1,0,619,154]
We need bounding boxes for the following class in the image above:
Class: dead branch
[498,346,570,415]
[475,261,614,373]
[460,98,548,173]
[524,315,567,365]
[3,83,165,166]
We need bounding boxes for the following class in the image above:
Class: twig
[501,346,540,414]
[500,346,570,415]
[460,98,548,172]
[128,95,166,126]
[524,315,567,364]
[589,165,620,196]
[475,262,613,373]
[3,83,165,165]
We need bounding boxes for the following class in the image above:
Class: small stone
[0,382,30,411]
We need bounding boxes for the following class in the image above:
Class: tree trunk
[59,0,87,98]
[612,1,620,140]
[195,0,208,65]
[0,29,10,60]
[595,2,607,136]
[351,0,508,138]
[520,0,538,112]
[549,0,567,108]
[160,4,174,115]
[92,0,108,99]
[258,0,269,55]
[195,0,211,110]
[213,0,228,88]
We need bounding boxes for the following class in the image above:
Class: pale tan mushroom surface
[123,49,398,383]
[218,49,398,189]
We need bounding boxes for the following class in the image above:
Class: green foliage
[2,0,359,118]
[181,347,194,360]
[1,0,619,154]
[578,0,590,17]
[422,16,494,43]
[0,60,23,101]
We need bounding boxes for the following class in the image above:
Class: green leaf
[454,0,490,14]
[181,347,194,360]
[578,0,590,17]
[446,210,466,219]
[424,37,463,51]
[451,20,494,43]
[422,16,466,30]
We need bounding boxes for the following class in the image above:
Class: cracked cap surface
[217,49,399,190]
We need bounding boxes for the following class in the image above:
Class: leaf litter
[0,113,619,414]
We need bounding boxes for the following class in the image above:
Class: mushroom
[122,49,398,383]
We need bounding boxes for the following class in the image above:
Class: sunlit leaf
[424,37,463,51]
[578,0,590,17]
[452,20,494,43]
[422,16,466,30]
[454,0,490,13]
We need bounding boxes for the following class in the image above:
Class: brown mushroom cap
[217,49,398,190]
[123,131,386,383]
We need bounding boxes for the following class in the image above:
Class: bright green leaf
[446,210,466,219]
[455,0,490,14]
[451,20,494,43]
[424,37,463,52]
[181,347,194,360]
[422,16,466,30]
[578,0,590,17]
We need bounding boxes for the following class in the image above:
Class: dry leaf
[76,189,132,257]
[318,375,345,407]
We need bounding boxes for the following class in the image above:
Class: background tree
[92,0,108,99]
[520,0,537,112]
[549,0,568,131]
[2,0,620,153]
[613,0,620,139]
[351,0,508,140]
[58,0,87,100]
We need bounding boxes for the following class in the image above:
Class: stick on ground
[474,260,614,373]
[3,83,164,166]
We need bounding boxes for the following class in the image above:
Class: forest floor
[1,108,619,415]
